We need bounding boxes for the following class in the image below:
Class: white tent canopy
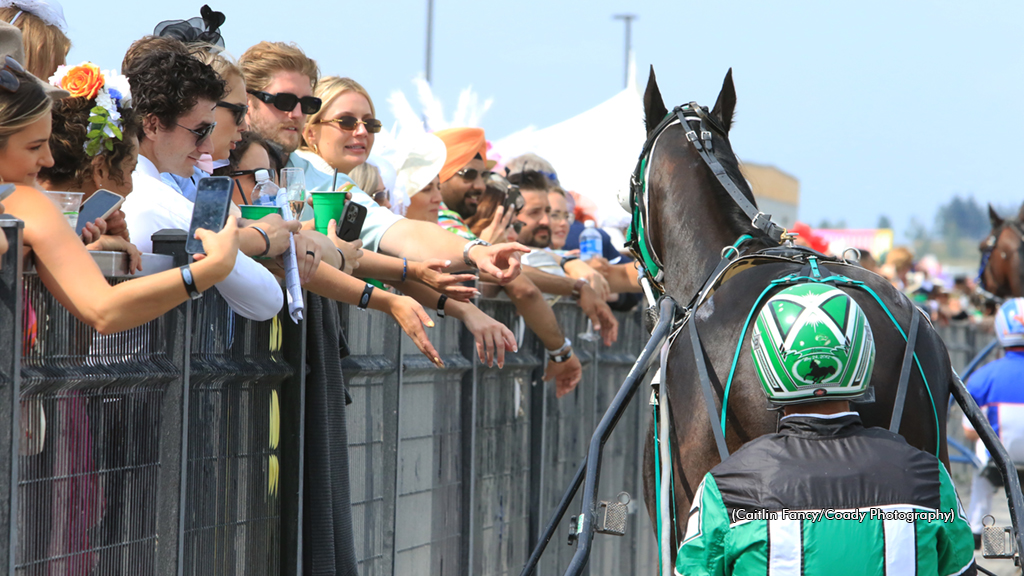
[491,80,643,229]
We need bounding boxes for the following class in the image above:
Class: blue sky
[64,0,1023,238]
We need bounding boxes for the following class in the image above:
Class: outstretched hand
[387,295,444,368]
[544,355,582,397]
[470,242,530,284]
[416,259,479,302]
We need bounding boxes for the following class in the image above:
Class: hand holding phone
[76,189,124,235]
[502,187,524,218]
[186,177,234,255]
[336,202,367,243]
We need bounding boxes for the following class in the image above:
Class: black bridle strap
[674,105,787,243]
[889,309,921,434]
[689,318,730,461]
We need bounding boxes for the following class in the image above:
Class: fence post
[151,229,192,576]
[0,217,22,576]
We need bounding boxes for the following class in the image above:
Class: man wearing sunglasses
[122,49,286,322]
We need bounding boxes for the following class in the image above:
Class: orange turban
[435,127,487,182]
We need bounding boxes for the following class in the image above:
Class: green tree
[877,215,893,230]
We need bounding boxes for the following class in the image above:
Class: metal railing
[1,215,1001,576]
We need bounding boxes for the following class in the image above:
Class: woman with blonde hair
[0,0,70,79]
[294,75,378,179]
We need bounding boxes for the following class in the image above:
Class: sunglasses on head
[216,101,248,126]
[0,56,24,93]
[319,116,383,134]
[248,90,322,115]
[455,168,493,182]
[177,121,216,146]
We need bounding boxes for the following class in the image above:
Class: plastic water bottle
[251,170,280,207]
[579,220,602,262]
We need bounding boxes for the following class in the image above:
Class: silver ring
[842,247,862,263]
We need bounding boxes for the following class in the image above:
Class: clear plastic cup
[45,191,84,229]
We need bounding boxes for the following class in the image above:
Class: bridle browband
[625,102,788,297]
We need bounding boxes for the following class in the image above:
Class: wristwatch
[180,264,201,300]
[462,238,491,268]
[548,337,573,363]
[560,254,579,268]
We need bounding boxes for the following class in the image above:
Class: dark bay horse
[980,204,1024,298]
[639,69,954,551]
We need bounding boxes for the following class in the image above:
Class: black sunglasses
[216,101,248,126]
[248,90,322,115]
[455,168,493,182]
[0,56,24,93]
[511,221,525,234]
[227,167,275,180]
[319,116,383,134]
[177,121,216,146]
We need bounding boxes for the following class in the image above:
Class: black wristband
[358,283,374,309]
[251,226,271,257]
[179,264,201,300]
[336,248,346,271]
[437,294,448,318]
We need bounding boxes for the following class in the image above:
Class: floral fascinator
[48,63,132,157]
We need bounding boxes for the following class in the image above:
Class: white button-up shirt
[124,155,284,321]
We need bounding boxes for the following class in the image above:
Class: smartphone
[0,183,14,202]
[75,189,124,235]
[336,201,367,243]
[185,177,234,255]
[502,187,524,218]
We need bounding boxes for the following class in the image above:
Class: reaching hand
[544,354,583,397]
[578,284,619,346]
[251,214,301,258]
[461,305,517,367]
[386,294,444,368]
[469,241,530,284]
[414,259,479,302]
[564,259,611,301]
[326,219,364,274]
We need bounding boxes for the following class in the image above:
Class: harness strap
[889,309,922,434]
[674,106,788,243]
[689,318,730,461]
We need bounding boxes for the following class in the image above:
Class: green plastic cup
[239,205,282,221]
[311,192,347,235]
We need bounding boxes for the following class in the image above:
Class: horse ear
[990,204,1004,228]
[711,68,737,133]
[644,66,668,137]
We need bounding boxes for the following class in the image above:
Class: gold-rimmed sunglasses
[318,116,383,134]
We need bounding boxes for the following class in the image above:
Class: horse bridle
[626,102,788,298]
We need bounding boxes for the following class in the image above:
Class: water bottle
[579,220,602,262]
[251,169,280,207]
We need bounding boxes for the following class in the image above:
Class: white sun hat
[395,132,447,201]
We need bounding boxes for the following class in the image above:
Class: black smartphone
[336,201,367,243]
[186,177,234,255]
[502,186,524,217]
[75,189,124,235]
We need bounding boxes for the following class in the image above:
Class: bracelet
[336,248,346,271]
[251,226,271,257]
[462,238,491,268]
[571,278,587,300]
[358,283,374,309]
[402,257,408,282]
[547,337,572,357]
[179,264,201,300]
[437,294,448,318]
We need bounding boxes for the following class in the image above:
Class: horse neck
[656,167,745,302]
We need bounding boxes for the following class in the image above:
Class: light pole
[613,14,636,89]
[425,0,435,84]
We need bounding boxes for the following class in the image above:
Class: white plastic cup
[45,191,84,229]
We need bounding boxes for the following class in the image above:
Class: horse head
[980,203,1024,298]
[642,68,770,301]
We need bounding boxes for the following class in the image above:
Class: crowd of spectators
[0,2,645,395]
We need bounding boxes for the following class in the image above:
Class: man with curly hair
[122,49,285,321]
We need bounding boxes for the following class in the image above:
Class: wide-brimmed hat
[395,133,447,199]
[0,21,68,98]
